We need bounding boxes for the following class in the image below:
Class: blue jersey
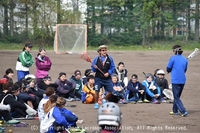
[167,55,188,84]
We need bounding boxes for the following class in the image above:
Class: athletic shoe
[102,99,107,104]
[118,99,123,104]
[181,112,188,117]
[137,99,143,103]
[75,97,80,101]
[94,103,99,109]
[66,97,74,102]
[160,98,167,103]
[119,99,127,104]
[169,111,178,115]
[143,99,150,103]
[5,119,20,124]
[152,98,160,104]
[131,101,137,104]
[122,99,127,104]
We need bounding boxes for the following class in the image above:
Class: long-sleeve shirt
[142,80,161,98]
[16,50,34,71]
[40,106,70,133]
[35,55,52,78]
[0,93,27,110]
[127,81,145,93]
[91,55,115,79]
[166,54,188,84]
[55,79,76,94]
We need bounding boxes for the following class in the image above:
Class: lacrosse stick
[142,72,146,76]
[81,52,105,74]
[187,48,199,60]
[163,89,174,100]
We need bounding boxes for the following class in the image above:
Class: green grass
[0,41,199,51]
[0,43,53,50]
[88,41,200,51]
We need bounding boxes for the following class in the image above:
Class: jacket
[38,81,58,91]
[16,50,34,71]
[55,79,76,94]
[0,92,27,111]
[113,68,128,87]
[127,81,145,93]
[35,55,52,78]
[154,77,169,91]
[142,80,161,98]
[40,106,70,133]
[70,75,83,94]
[112,82,125,97]
[166,54,188,84]
[91,55,115,79]
[60,108,78,127]
[38,96,49,121]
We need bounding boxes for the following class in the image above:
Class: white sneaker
[66,97,73,102]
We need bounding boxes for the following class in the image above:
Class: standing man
[91,45,115,109]
[166,45,188,117]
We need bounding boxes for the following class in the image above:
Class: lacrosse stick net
[81,52,92,63]
[187,48,199,60]
[81,52,104,74]
[163,89,174,100]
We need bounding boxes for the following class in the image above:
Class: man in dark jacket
[55,72,76,101]
[91,45,115,109]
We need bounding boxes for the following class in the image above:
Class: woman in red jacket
[35,48,52,84]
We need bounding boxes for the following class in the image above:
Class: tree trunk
[33,2,38,37]
[195,0,199,41]
[142,30,147,45]
[25,3,28,38]
[152,12,155,40]
[57,0,61,23]
[10,0,14,36]
[160,5,165,39]
[100,0,104,35]
[186,0,191,41]
[91,1,95,35]
[172,5,176,41]
[3,2,9,35]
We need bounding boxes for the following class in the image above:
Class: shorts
[94,78,113,92]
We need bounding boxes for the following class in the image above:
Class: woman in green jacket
[16,43,34,81]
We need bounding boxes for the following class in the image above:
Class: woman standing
[16,43,34,81]
[167,45,188,117]
[35,48,52,84]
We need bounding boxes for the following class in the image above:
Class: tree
[57,0,61,23]
[195,0,199,41]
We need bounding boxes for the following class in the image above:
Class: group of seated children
[82,68,171,105]
[0,68,81,132]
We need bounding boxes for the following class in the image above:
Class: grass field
[0,41,199,51]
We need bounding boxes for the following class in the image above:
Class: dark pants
[128,90,146,101]
[94,78,113,92]
[57,89,75,98]
[172,84,186,114]
[146,89,160,101]
[11,108,27,118]
[0,110,12,121]
[74,90,81,99]
[108,94,119,103]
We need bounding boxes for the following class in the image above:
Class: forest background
[0,0,200,50]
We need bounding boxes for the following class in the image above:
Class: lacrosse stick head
[187,48,199,59]
[163,89,174,100]
[81,52,92,63]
